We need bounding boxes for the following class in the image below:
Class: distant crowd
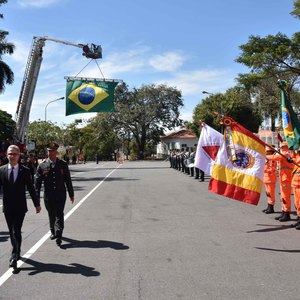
[169,147,205,181]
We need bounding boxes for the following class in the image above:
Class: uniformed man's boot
[262,207,268,213]
[265,204,275,214]
[279,212,291,222]
[275,211,284,220]
[291,220,300,228]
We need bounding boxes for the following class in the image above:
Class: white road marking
[0,164,121,287]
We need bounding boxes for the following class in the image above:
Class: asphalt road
[0,160,300,300]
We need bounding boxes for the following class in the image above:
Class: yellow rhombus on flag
[65,79,118,116]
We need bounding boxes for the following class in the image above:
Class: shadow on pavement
[16,258,100,276]
[0,231,9,242]
[72,177,139,182]
[60,237,130,251]
[255,247,300,253]
[246,224,292,233]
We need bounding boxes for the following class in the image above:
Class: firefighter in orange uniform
[267,141,293,222]
[290,150,300,229]
[262,146,277,214]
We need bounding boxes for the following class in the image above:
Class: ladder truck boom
[14,36,102,145]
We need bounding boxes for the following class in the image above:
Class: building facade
[157,129,198,159]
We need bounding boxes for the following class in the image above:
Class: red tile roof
[161,129,196,139]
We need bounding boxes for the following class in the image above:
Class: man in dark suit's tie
[9,166,14,184]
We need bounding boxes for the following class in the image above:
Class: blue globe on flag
[78,87,95,105]
[282,109,290,129]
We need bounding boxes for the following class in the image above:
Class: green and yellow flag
[66,79,118,116]
[279,80,300,150]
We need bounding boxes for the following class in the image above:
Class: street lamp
[202,91,213,95]
[45,96,65,121]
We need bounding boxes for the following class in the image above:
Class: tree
[235,32,300,77]
[0,108,14,140]
[291,0,300,19]
[0,0,14,93]
[28,120,62,156]
[192,87,262,134]
[113,83,183,159]
[235,30,300,131]
[85,114,121,160]
[236,73,300,131]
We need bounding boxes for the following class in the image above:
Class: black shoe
[296,223,300,230]
[195,177,199,179]
[279,212,291,222]
[56,238,62,246]
[265,204,275,214]
[275,212,284,220]
[50,234,56,240]
[291,221,300,228]
[9,259,17,269]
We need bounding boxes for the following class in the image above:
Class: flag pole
[212,112,300,168]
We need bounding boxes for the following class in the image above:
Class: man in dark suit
[0,145,41,269]
[35,142,74,247]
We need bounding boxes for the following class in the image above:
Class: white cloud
[149,52,185,72]
[1,38,238,124]
[58,46,150,80]
[155,69,235,96]
[17,0,60,8]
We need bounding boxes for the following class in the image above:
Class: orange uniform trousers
[267,154,293,212]
[263,160,277,205]
[291,156,300,216]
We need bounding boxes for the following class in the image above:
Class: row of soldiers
[263,141,300,230]
[169,148,204,181]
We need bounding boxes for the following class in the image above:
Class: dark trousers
[195,168,205,181]
[190,167,194,177]
[195,167,199,179]
[5,212,25,260]
[45,199,66,238]
[200,169,205,181]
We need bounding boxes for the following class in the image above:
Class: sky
[0,0,299,127]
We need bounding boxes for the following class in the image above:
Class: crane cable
[74,59,105,79]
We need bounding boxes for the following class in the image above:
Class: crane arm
[14,36,102,144]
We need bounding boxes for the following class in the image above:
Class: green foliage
[0,0,14,93]
[291,0,300,19]
[113,82,184,159]
[28,120,62,155]
[0,0,7,19]
[235,26,300,132]
[192,87,262,134]
[184,120,200,138]
[236,32,300,76]
[85,113,121,160]
[237,73,300,131]
[0,109,14,140]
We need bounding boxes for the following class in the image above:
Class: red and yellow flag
[208,116,266,205]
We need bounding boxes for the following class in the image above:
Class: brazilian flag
[279,80,300,150]
[66,79,118,116]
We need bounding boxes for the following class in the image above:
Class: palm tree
[0,0,14,93]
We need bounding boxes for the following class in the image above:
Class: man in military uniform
[35,143,74,246]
